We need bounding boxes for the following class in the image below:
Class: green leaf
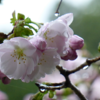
[49,90,55,98]
[31,91,48,100]
[25,17,32,23]
[22,28,33,36]
[62,88,72,97]
[17,13,25,20]
[10,11,16,25]
[14,26,33,37]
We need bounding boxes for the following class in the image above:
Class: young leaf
[49,90,55,98]
[31,91,48,100]
[10,11,16,25]
[17,13,25,20]
[25,17,32,23]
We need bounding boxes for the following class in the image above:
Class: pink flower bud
[2,77,10,84]
[0,71,10,84]
[0,71,6,79]
[61,48,77,60]
[69,35,84,50]
[30,36,46,52]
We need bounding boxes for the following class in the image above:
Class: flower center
[15,47,24,59]
[11,46,26,64]
[44,30,54,43]
[38,53,46,65]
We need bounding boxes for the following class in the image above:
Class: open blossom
[0,37,39,81]
[22,36,60,82]
[37,13,84,61]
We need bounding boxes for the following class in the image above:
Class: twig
[67,56,100,74]
[55,0,62,14]
[35,56,100,100]
[70,83,88,100]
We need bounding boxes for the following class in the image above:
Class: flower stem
[24,24,38,32]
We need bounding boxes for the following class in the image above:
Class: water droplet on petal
[55,12,59,17]
[40,88,46,93]
[83,65,89,70]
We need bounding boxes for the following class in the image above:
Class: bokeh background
[0,0,100,100]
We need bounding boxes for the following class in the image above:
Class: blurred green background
[0,0,100,100]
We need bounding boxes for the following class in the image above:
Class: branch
[70,83,88,100]
[67,56,100,74]
[35,56,100,100]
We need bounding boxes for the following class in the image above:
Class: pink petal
[58,13,73,25]
[11,37,36,57]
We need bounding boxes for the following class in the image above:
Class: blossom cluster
[0,13,84,83]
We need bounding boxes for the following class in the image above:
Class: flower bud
[2,77,10,84]
[69,35,84,50]
[61,48,77,60]
[0,71,6,79]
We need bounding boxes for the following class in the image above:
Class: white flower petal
[1,51,17,75]
[11,37,36,57]
[38,48,60,75]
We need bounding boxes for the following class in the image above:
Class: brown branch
[70,83,88,100]
[55,0,62,14]
[35,82,65,91]
[35,56,100,100]
[67,56,100,74]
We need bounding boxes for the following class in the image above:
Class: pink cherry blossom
[22,36,60,82]
[37,13,84,61]
[0,37,39,82]
[37,13,74,57]
[57,13,73,26]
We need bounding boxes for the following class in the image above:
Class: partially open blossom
[37,13,74,57]
[0,37,39,82]
[21,36,60,82]
[37,13,84,61]
[69,35,84,50]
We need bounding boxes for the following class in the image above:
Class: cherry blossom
[37,13,84,61]
[37,13,74,58]
[21,36,60,82]
[0,37,38,81]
